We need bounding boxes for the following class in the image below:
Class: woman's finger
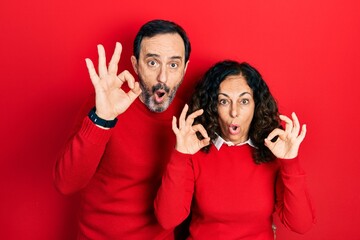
[279,114,293,131]
[185,109,204,128]
[179,104,188,130]
[296,124,307,143]
[192,124,209,139]
[291,112,301,136]
[172,116,180,134]
[266,128,285,142]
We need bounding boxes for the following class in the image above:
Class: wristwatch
[88,107,118,128]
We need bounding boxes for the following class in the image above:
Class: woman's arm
[275,157,316,233]
[154,150,195,229]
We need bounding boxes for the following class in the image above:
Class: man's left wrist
[88,107,118,128]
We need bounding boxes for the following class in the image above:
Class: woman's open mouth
[229,124,240,134]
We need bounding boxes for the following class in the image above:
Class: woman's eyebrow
[218,92,252,97]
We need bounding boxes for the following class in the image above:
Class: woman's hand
[264,112,306,159]
[172,104,211,154]
[85,42,142,120]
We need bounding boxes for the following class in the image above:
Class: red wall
[1,0,359,239]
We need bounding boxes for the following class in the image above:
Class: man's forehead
[140,33,185,59]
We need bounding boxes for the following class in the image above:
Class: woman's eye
[219,99,228,105]
[241,99,249,104]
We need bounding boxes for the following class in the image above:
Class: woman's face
[217,74,255,144]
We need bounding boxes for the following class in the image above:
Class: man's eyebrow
[145,53,160,58]
[170,56,182,60]
[144,53,183,61]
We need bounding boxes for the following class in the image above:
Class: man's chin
[147,99,170,113]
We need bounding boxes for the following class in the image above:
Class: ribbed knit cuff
[79,117,114,145]
[168,149,192,172]
[279,156,305,175]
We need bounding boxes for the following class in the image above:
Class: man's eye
[148,60,157,67]
[170,63,178,68]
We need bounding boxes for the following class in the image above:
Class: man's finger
[118,70,135,87]
[85,58,100,86]
[97,44,107,78]
[108,42,122,75]
[127,82,142,102]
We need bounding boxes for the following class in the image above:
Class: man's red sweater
[54,97,183,240]
[155,144,315,240]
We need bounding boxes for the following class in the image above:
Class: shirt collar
[212,134,257,151]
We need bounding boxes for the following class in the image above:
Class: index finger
[279,114,293,133]
[118,70,136,89]
[108,42,122,75]
[185,109,204,127]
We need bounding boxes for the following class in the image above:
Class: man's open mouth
[154,90,166,103]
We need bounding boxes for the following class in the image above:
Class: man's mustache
[152,83,170,93]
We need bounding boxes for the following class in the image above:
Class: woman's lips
[229,124,240,134]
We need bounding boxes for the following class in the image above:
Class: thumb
[200,137,211,148]
[264,138,274,150]
[127,82,142,102]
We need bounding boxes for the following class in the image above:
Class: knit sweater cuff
[78,117,114,145]
[279,156,305,175]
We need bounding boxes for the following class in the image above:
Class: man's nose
[157,65,167,83]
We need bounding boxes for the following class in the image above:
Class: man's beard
[138,77,181,113]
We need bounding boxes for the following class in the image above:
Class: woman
[155,60,315,239]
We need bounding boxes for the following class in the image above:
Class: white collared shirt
[212,134,257,151]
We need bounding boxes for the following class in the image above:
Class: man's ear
[130,56,138,75]
[184,60,189,74]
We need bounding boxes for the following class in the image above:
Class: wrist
[88,107,118,128]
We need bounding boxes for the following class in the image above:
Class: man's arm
[53,43,141,194]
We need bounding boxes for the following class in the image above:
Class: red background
[1,0,360,239]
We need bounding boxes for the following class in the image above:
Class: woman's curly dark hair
[189,60,281,164]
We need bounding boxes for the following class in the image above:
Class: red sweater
[155,144,315,240]
[54,97,184,240]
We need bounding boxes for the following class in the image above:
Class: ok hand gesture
[172,104,211,154]
[264,112,307,159]
[85,42,142,120]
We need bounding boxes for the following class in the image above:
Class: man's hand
[85,42,142,120]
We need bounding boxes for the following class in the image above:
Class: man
[54,19,191,239]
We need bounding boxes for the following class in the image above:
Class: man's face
[131,33,188,112]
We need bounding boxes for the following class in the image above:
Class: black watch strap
[88,107,118,128]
